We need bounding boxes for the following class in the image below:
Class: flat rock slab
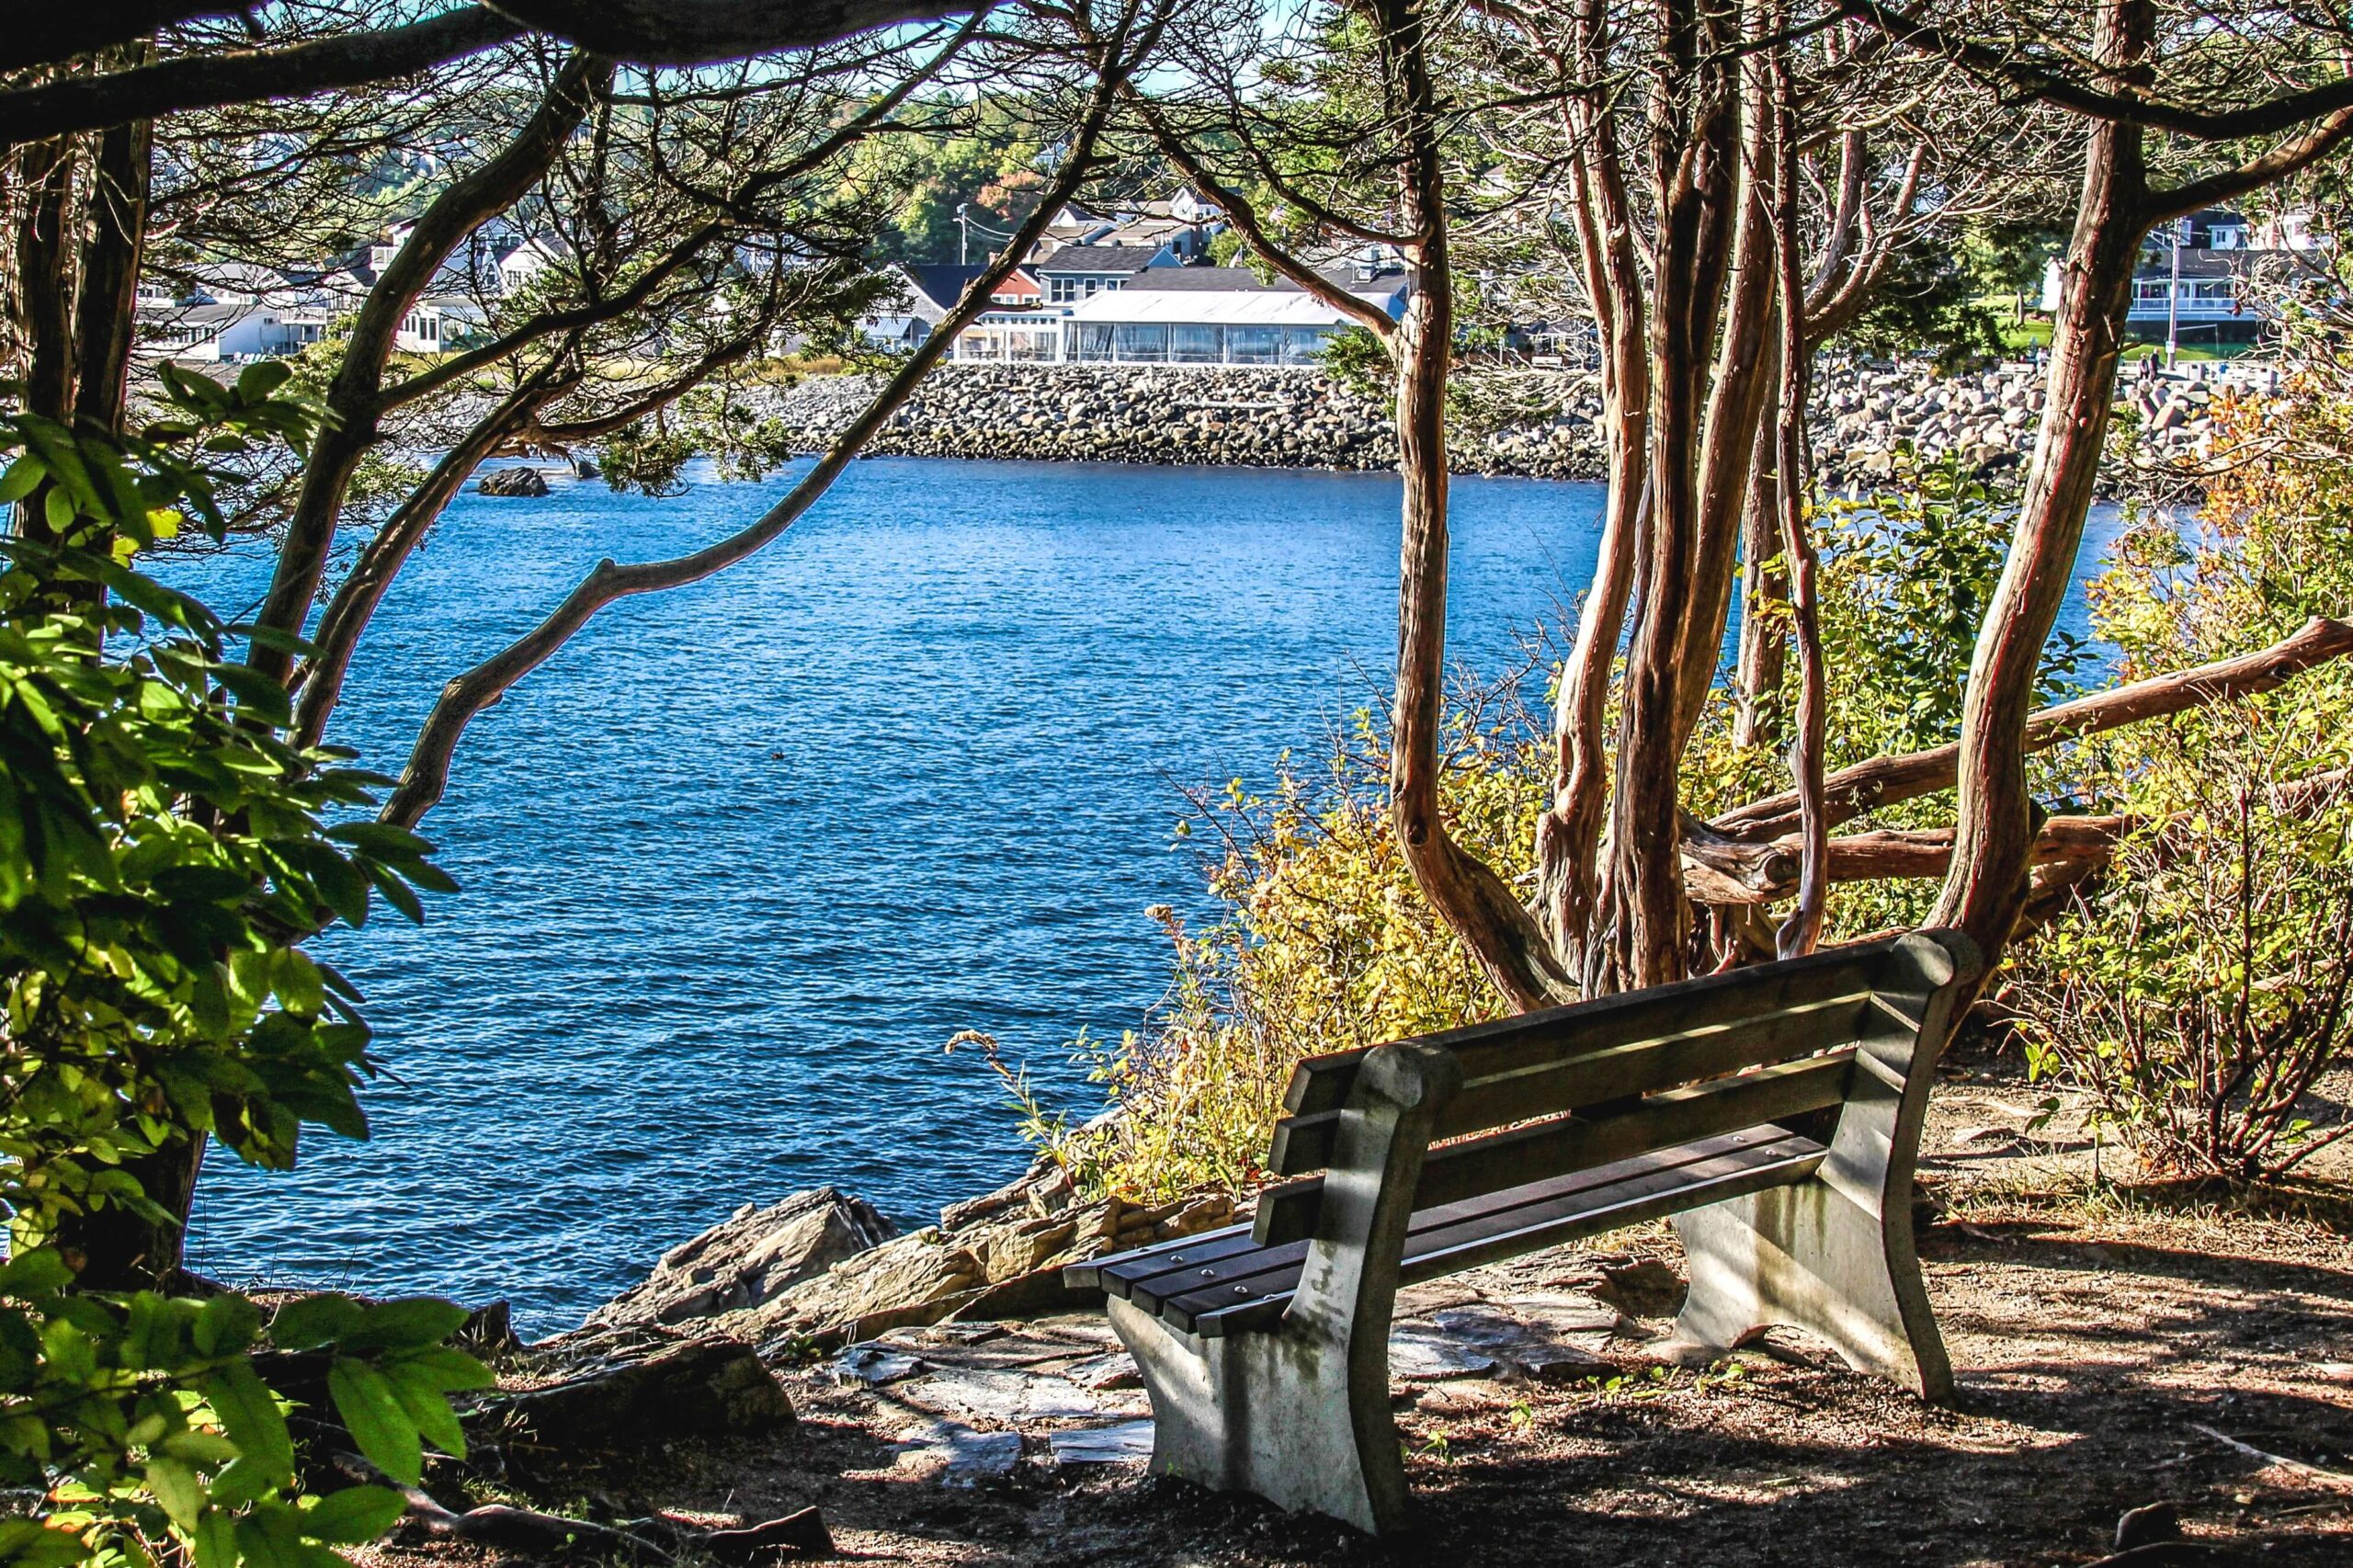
[1049,1419,1155,1466]
[1490,1292,1627,1336]
[894,1365,1117,1425]
[880,1321,1006,1349]
[1012,1313,1124,1347]
[892,1418,1021,1485]
[1063,1351,1142,1391]
[1388,1324,1501,1381]
[833,1345,926,1389]
[1387,1301,1626,1382]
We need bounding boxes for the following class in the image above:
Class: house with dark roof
[2039,207,2330,346]
[1026,243,1178,304]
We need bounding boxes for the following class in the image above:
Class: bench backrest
[1251,931,1973,1246]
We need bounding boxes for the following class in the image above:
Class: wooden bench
[1064,929,1978,1534]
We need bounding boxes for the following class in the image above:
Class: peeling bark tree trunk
[1768,32,1826,960]
[1534,0,1648,974]
[1932,5,2149,961]
[1731,370,1788,751]
[1384,0,1578,1009]
[1590,5,1766,994]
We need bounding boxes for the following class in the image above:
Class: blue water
[165,458,2126,1331]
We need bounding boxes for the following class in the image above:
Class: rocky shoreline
[736,357,2269,488]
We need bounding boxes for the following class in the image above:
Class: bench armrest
[1282,1041,1461,1342]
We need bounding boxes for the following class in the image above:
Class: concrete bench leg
[1106,1295,1406,1536]
[1665,936,1970,1401]
[1667,1173,1951,1399]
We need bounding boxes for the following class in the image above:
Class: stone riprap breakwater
[752,358,2269,487]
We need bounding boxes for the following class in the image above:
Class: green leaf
[383,1363,467,1461]
[369,867,424,924]
[300,1485,407,1546]
[327,1358,422,1486]
[0,1520,98,1568]
[236,360,295,402]
[344,1298,467,1353]
[0,455,43,505]
[193,1510,239,1568]
[324,822,436,858]
[233,1513,300,1568]
[201,1359,294,1484]
[142,1455,205,1529]
[194,1293,265,1358]
[207,1454,276,1510]
[159,1431,241,1466]
[206,662,293,729]
[268,1293,365,1352]
[0,1248,74,1298]
[395,1344,496,1393]
[224,622,316,659]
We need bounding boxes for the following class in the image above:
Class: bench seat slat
[1148,1128,1827,1336]
[1267,992,1872,1176]
[1093,1223,1264,1300]
[1280,940,1891,1118]
[1126,1131,1799,1330]
[1256,1050,1855,1245]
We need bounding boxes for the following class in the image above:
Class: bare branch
[0,8,526,146]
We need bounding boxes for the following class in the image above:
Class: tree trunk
[1591,12,1756,993]
[1931,1,2149,962]
[71,113,151,437]
[1534,1,1647,977]
[1382,0,1577,1009]
[15,136,77,433]
[1731,368,1788,749]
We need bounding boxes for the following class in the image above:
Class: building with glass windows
[1053,264,1408,365]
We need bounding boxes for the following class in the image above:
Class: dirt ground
[366,1063,2353,1568]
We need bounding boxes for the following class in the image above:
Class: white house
[2039,208,2327,346]
[498,234,571,296]
[1028,243,1179,303]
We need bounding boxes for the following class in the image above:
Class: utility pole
[957,203,971,266]
[2165,214,2186,369]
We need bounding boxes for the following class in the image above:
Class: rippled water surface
[165,458,2122,1331]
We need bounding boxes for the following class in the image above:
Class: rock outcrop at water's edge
[574,1159,1233,1353]
[745,358,2268,491]
[585,1185,897,1330]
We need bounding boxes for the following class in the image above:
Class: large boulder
[586,1187,896,1330]
[724,1189,1236,1349]
[490,1335,795,1448]
[476,466,550,497]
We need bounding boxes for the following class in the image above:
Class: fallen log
[1709,617,2353,843]
[1690,767,2348,905]
[1685,813,2132,904]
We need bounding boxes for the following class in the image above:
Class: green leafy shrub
[1,379,484,1567]
[2002,383,2353,1180]
[1682,451,2086,937]
[2016,715,2353,1180]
